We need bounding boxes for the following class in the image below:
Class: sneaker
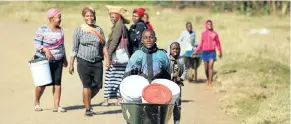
[85,109,93,117]
[89,107,95,114]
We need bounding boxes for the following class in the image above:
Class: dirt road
[0,21,238,124]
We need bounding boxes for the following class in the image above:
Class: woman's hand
[219,53,223,58]
[106,59,111,70]
[69,64,74,75]
[43,48,53,61]
[69,56,76,75]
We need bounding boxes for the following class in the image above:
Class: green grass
[0,1,289,124]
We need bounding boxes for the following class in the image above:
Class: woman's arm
[69,28,80,74]
[103,47,110,69]
[215,33,222,54]
[34,28,44,52]
[107,22,123,59]
[193,33,204,55]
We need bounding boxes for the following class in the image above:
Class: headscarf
[47,8,61,19]
[82,7,96,22]
[133,8,145,17]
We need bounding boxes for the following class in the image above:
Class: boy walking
[167,41,187,124]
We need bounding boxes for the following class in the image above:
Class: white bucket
[120,75,149,103]
[152,79,181,104]
[28,59,52,86]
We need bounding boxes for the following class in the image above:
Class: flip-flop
[34,105,42,111]
[53,107,67,112]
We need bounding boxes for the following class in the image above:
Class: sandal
[34,105,42,111]
[53,107,67,112]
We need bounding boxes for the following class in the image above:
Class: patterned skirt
[104,63,127,99]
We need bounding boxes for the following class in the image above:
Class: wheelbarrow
[121,103,175,124]
[182,50,202,80]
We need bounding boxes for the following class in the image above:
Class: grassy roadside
[0,1,289,124]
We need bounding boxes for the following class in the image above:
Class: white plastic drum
[120,75,149,103]
[29,59,52,86]
[152,79,181,104]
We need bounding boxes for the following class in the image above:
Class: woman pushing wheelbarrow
[177,22,202,82]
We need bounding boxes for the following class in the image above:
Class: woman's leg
[208,59,215,87]
[83,88,91,110]
[35,86,45,106]
[52,85,61,109]
[91,87,99,99]
[204,61,209,86]
[76,58,94,116]
[115,64,127,105]
[51,59,66,112]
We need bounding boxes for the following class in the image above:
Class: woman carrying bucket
[69,7,110,117]
[123,29,171,82]
[191,20,222,87]
[101,5,132,106]
[33,8,68,112]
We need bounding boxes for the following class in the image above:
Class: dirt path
[0,21,238,124]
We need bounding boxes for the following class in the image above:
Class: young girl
[123,29,171,82]
[167,41,187,124]
[192,20,222,87]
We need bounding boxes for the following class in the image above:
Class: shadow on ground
[95,109,122,115]
[181,100,194,103]
[188,79,207,83]
[65,103,120,111]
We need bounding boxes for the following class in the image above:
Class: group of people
[32,5,222,124]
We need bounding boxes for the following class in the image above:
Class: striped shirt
[34,25,65,60]
[71,26,106,62]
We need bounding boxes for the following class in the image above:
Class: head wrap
[46,8,61,19]
[133,8,145,17]
[82,7,96,22]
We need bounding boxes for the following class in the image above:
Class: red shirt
[146,22,154,30]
